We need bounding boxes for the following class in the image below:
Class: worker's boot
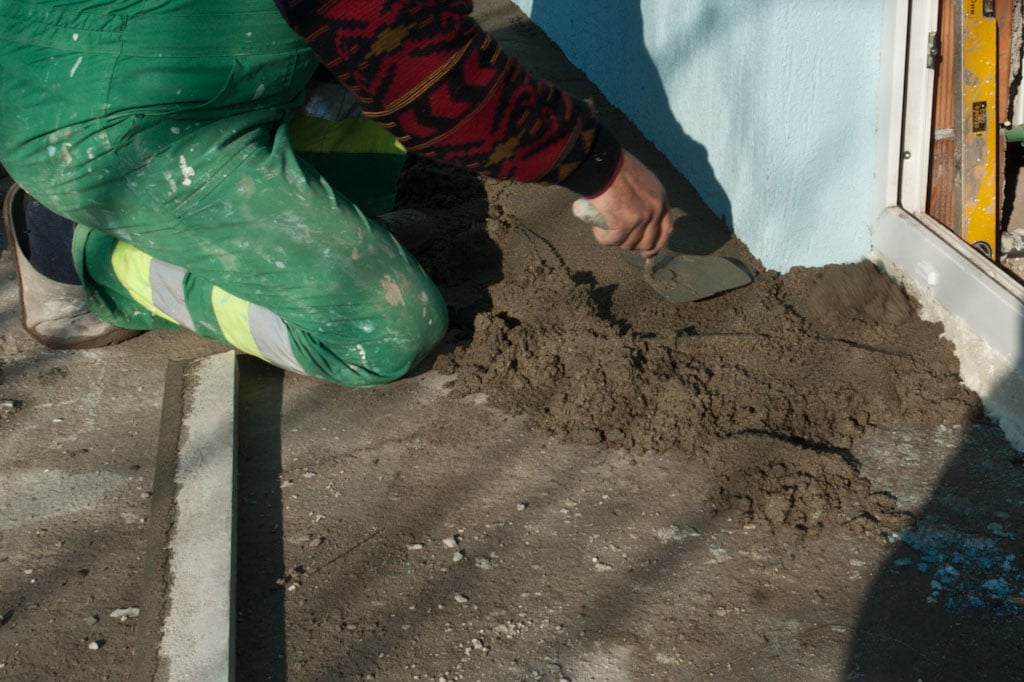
[2,184,140,349]
[376,209,442,252]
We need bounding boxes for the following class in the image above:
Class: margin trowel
[572,198,753,303]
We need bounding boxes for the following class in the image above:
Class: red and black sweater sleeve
[273,0,623,198]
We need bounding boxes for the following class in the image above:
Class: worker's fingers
[639,210,674,257]
[576,150,673,255]
[616,205,671,253]
[576,200,673,254]
[582,201,668,251]
[589,223,621,248]
[589,210,667,253]
[616,220,648,251]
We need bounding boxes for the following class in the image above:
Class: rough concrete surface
[2,2,1024,681]
[129,353,238,682]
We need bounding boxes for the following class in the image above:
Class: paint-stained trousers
[0,2,448,386]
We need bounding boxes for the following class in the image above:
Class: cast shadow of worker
[232,164,496,680]
[496,1,735,258]
[234,356,289,680]
[391,156,501,341]
[845,358,1024,674]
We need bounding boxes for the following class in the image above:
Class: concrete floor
[2,4,1023,679]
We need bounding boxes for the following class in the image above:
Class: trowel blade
[621,249,753,302]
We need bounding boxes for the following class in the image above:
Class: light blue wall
[511,0,886,272]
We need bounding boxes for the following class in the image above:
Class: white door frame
[871,0,1024,450]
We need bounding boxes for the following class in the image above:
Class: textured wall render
[512,0,886,271]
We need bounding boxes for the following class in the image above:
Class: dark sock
[18,194,81,285]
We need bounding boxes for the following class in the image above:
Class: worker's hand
[572,150,673,257]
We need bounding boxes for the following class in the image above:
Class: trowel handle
[572,198,609,229]
[574,199,685,229]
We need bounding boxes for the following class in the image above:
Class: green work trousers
[0,2,448,386]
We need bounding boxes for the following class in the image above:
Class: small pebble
[88,640,102,650]
[110,607,140,620]
[442,536,459,549]
[453,594,469,604]
[516,502,528,511]
[407,543,425,551]
[85,615,99,626]
[452,551,465,563]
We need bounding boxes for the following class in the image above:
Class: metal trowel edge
[621,249,753,303]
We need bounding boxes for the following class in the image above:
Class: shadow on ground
[235,357,288,681]
[847,390,1024,679]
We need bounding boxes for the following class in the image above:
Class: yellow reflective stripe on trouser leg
[110,241,178,325]
[111,240,305,375]
[210,286,306,375]
[211,285,260,357]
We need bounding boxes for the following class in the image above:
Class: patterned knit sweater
[273,0,623,198]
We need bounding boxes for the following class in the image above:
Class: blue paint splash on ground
[889,515,1023,615]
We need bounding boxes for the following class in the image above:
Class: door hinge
[927,31,940,69]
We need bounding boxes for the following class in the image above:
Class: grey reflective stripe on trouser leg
[150,259,196,331]
[247,303,307,375]
[146,254,306,376]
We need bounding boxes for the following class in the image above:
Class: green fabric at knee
[289,279,449,386]
[74,224,449,387]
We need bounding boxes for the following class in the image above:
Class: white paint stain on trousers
[381,275,405,307]
[69,56,83,78]
[179,155,195,187]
